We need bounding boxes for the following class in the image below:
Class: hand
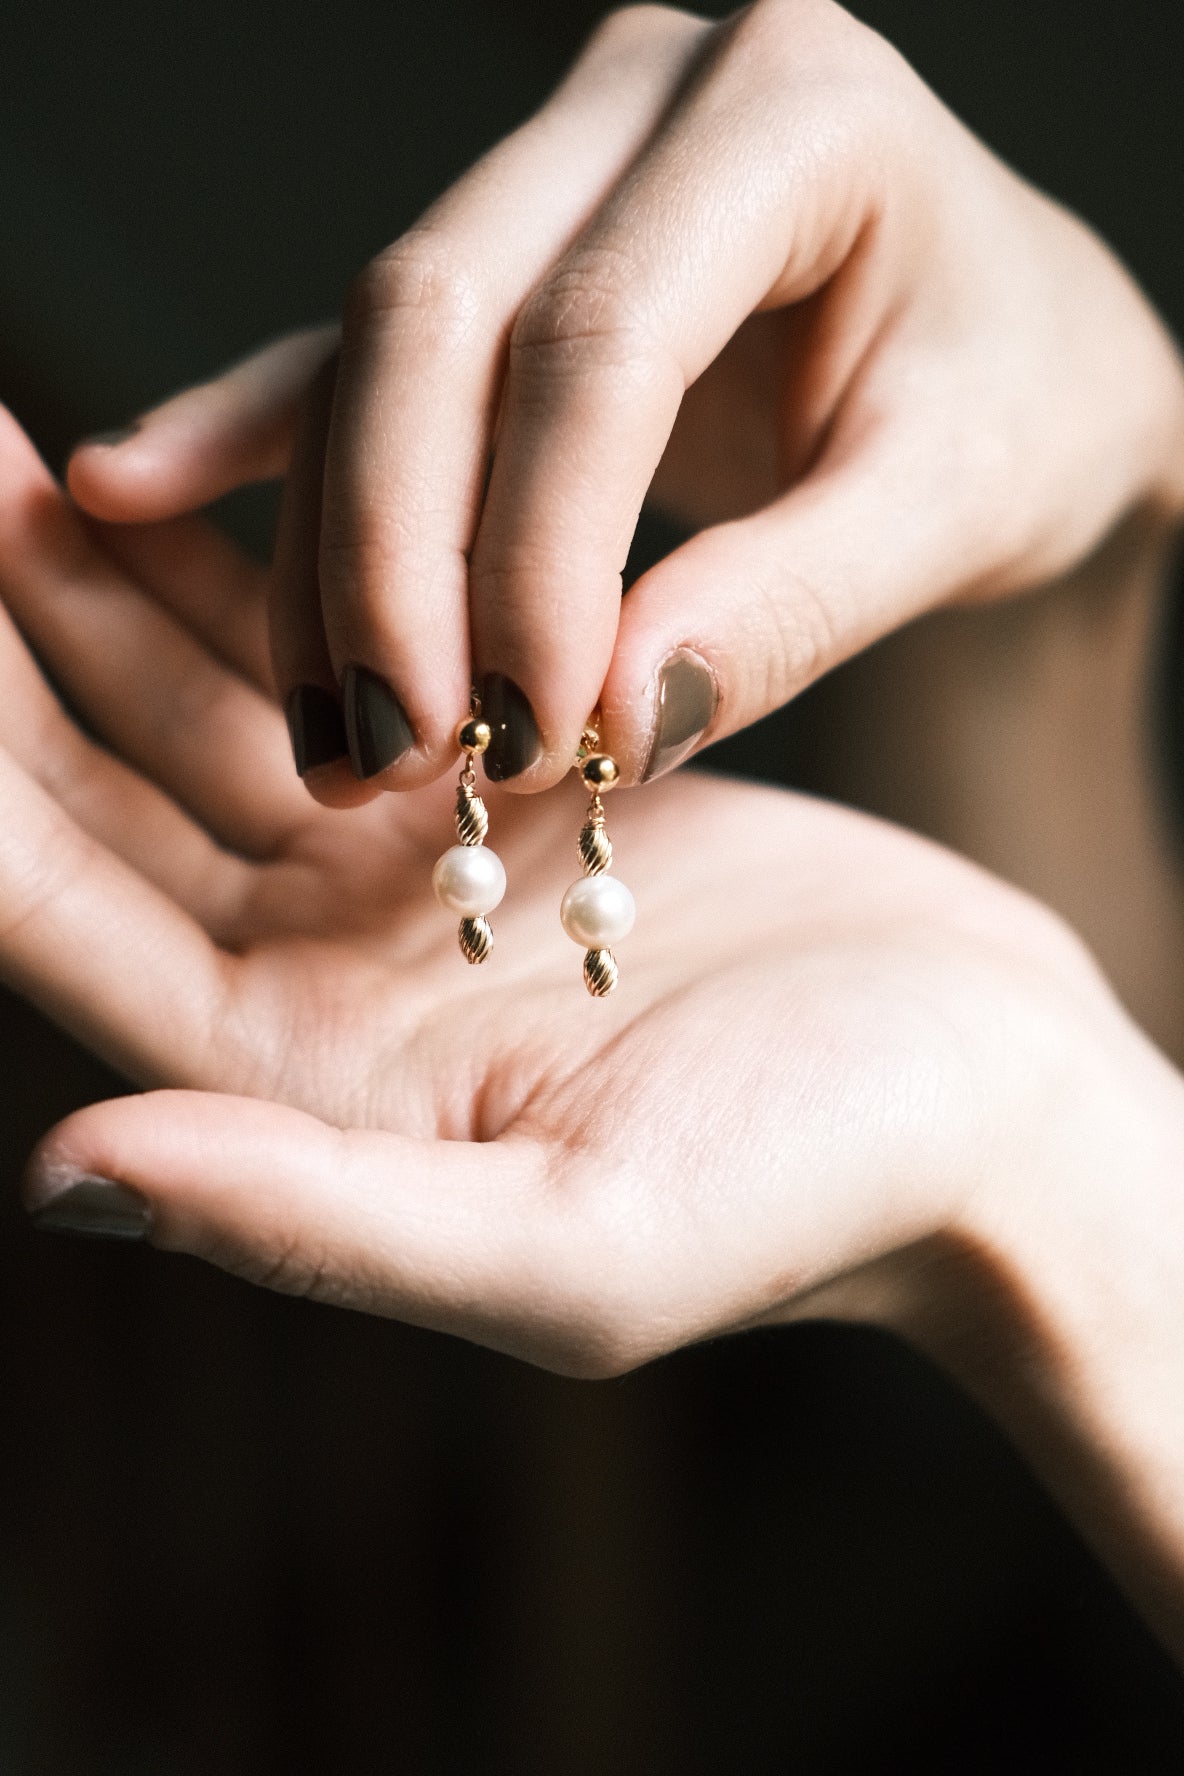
[7,407,1184,1653]
[66,0,1184,802]
[0,408,1079,1345]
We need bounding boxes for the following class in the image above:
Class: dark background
[2,1,1184,1769]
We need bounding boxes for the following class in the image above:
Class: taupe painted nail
[29,1176,151,1241]
[480,673,541,782]
[78,422,142,448]
[285,684,348,777]
[342,665,415,779]
[642,651,718,780]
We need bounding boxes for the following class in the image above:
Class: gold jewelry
[431,706,505,964]
[560,724,634,996]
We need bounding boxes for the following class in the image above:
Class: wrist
[907,998,1184,1658]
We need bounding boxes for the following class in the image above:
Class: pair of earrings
[431,710,635,996]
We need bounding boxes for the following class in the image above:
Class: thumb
[66,327,339,523]
[604,430,993,781]
[24,1090,563,1351]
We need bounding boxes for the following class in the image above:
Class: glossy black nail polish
[285,684,348,776]
[642,651,718,781]
[480,673,541,781]
[30,1177,151,1241]
[342,665,415,779]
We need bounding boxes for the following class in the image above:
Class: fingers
[0,411,309,854]
[0,748,231,1085]
[269,353,375,808]
[23,1090,596,1367]
[465,1,895,788]
[0,598,253,927]
[63,1,903,800]
[66,325,339,522]
[601,415,966,778]
[313,4,711,790]
[87,512,273,693]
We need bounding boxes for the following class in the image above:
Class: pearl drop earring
[560,725,635,996]
[432,707,506,963]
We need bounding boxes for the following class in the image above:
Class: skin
[796,509,1184,1065]
[65,0,1184,801]
[1,409,1184,1655]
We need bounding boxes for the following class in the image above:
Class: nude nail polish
[642,651,718,780]
[29,1176,151,1241]
[480,673,541,781]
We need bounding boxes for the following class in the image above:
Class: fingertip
[478,672,543,783]
[23,1091,353,1261]
[591,621,722,786]
[481,749,581,796]
[66,428,172,521]
[475,672,592,795]
[285,682,421,803]
[73,422,143,453]
[604,536,739,778]
[23,1115,102,1214]
[299,760,384,810]
[342,746,463,796]
[340,663,416,780]
[637,647,719,781]
[23,1098,160,1239]
[333,665,468,794]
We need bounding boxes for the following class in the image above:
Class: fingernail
[78,421,142,449]
[480,673,541,782]
[285,684,348,777]
[29,1176,151,1241]
[342,666,415,779]
[642,651,718,781]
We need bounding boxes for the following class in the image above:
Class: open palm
[0,409,1110,1374]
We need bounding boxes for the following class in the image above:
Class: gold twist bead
[457,717,492,755]
[580,753,619,791]
[583,948,618,997]
[455,784,489,846]
[458,916,492,964]
[577,817,613,876]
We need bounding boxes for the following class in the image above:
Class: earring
[560,726,635,996]
[432,709,506,964]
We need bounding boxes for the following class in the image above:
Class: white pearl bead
[560,875,635,948]
[432,845,507,917]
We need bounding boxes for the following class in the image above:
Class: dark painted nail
[642,651,718,781]
[342,665,415,779]
[285,684,348,777]
[78,421,142,448]
[480,673,541,782]
[30,1176,151,1242]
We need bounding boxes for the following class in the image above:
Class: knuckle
[723,0,904,102]
[512,256,662,384]
[741,0,850,43]
[0,842,75,951]
[344,235,481,350]
[205,1230,331,1304]
[468,542,590,606]
[748,561,841,703]
[587,3,704,53]
[317,527,402,607]
[712,0,812,69]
